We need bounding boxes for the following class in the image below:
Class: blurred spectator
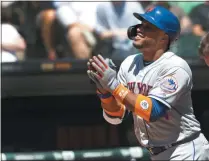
[146,1,192,34]
[37,1,100,60]
[175,33,201,57]
[1,1,25,28]
[36,1,57,60]
[94,1,144,65]
[199,32,209,66]
[169,1,204,15]
[139,0,152,10]
[1,0,18,8]
[189,1,209,37]
[1,6,26,63]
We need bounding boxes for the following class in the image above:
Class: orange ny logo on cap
[146,6,154,13]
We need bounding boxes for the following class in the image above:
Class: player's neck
[143,49,166,62]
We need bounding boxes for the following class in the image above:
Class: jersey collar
[148,51,174,65]
[142,51,175,70]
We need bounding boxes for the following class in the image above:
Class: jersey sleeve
[148,67,192,108]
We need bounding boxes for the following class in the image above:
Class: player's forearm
[112,84,152,122]
[102,101,125,119]
[97,90,121,111]
[98,91,125,119]
[122,92,138,112]
[102,100,126,125]
[101,99,121,112]
[123,92,153,121]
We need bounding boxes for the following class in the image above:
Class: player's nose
[136,26,143,33]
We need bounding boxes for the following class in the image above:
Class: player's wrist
[97,90,114,104]
[107,78,121,92]
[112,84,130,103]
[97,88,108,95]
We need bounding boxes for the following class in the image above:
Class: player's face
[132,20,168,53]
[202,54,209,66]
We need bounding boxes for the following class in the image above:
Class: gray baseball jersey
[103,51,201,147]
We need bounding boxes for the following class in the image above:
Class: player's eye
[143,25,154,32]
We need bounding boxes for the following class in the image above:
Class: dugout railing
[1,146,150,161]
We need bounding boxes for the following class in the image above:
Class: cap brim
[133,12,163,31]
[133,12,144,21]
[133,12,156,25]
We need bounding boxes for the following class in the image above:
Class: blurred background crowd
[1,1,209,159]
[1,0,209,64]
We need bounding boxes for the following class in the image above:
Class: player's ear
[161,34,168,41]
[160,34,169,46]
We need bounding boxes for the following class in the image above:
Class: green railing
[1,146,150,160]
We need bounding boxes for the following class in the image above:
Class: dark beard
[132,42,144,49]
[133,39,151,49]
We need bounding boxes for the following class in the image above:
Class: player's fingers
[89,59,93,63]
[88,60,103,78]
[91,62,104,77]
[89,59,94,66]
[90,70,102,80]
[87,62,91,70]
[87,61,96,71]
[93,56,106,72]
[87,70,94,80]
[87,70,92,76]
[87,70,98,82]
[89,70,98,81]
[97,54,108,69]
[87,70,91,77]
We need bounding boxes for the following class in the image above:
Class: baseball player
[87,6,209,160]
[199,32,209,66]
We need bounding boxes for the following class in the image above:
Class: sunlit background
[1,1,209,161]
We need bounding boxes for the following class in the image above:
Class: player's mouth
[134,32,144,41]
